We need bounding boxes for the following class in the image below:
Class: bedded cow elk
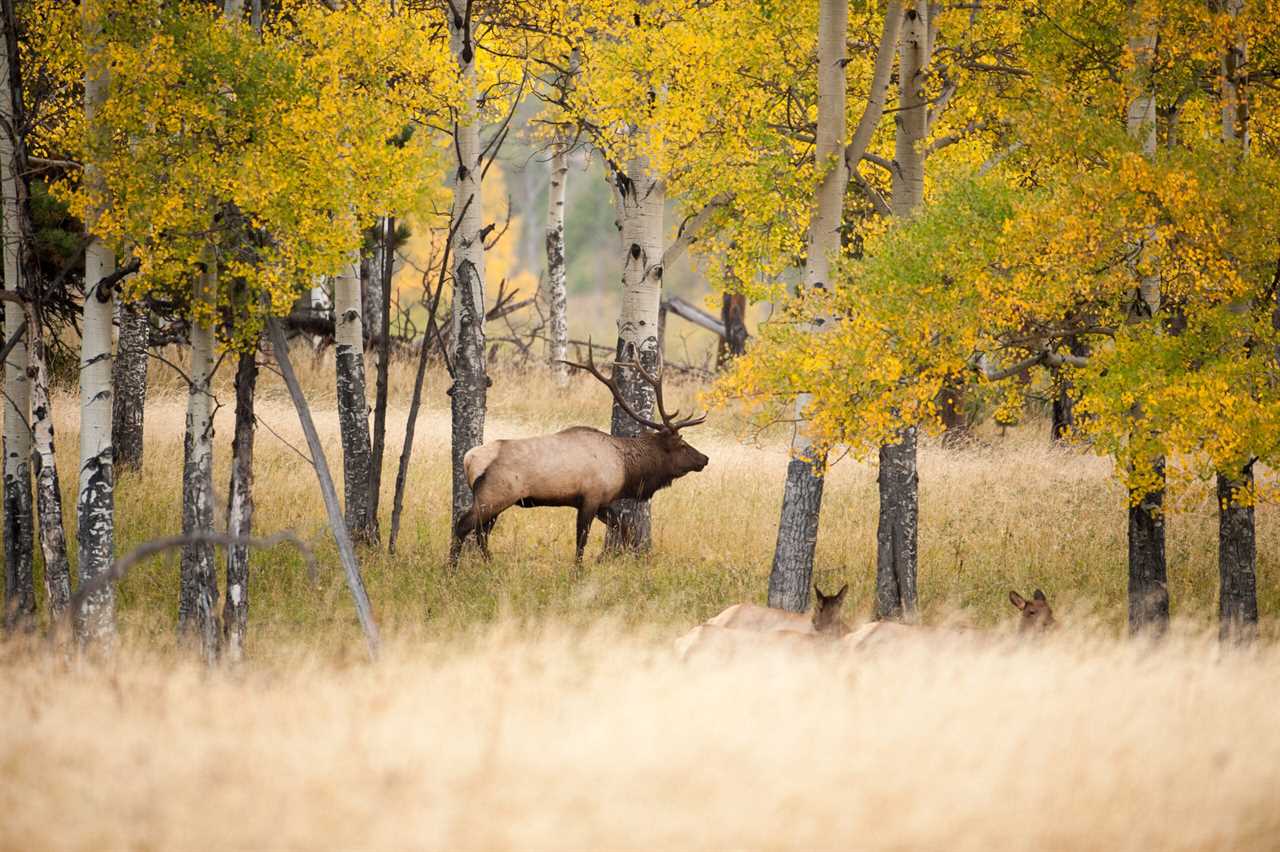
[451,349,709,563]
[674,584,850,658]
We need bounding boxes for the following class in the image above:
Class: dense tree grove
[0,0,1274,656]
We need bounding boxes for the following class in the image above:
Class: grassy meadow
[2,347,1279,850]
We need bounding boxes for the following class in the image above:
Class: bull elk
[451,348,709,563]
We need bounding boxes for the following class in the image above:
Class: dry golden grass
[2,349,1279,850]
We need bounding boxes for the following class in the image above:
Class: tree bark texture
[543,145,569,386]
[223,349,257,662]
[111,302,149,472]
[448,6,488,535]
[604,154,665,554]
[77,0,116,646]
[868,0,929,621]
[178,260,218,663]
[1217,466,1257,642]
[0,19,32,629]
[27,310,69,618]
[335,249,378,545]
[268,321,379,659]
[1125,1,1168,635]
[876,428,919,619]
[768,0,848,610]
[369,217,393,526]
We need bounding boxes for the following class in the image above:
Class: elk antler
[626,357,707,432]
[559,340,707,434]
[557,341,667,433]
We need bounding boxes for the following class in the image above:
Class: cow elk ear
[814,584,827,602]
[1009,590,1027,611]
[834,583,848,604]
[1033,589,1047,603]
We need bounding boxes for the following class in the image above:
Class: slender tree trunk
[1214,0,1255,643]
[873,1,929,621]
[1125,0,1168,635]
[223,348,257,662]
[178,256,218,662]
[111,302,149,472]
[27,309,69,618]
[447,6,488,538]
[935,380,968,446]
[604,154,664,554]
[1217,465,1256,642]
[543,144,569,386]
[76,0,116,646]
[0,18,32,629]
[267,321,379,659]
[335,248,378,545]
[369,216,392,526]
[768,0,849,610]
[717,291,747,368]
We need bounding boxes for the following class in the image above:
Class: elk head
[1008,589,1055,633]
[560,343,709,476]
[812,583,849,634]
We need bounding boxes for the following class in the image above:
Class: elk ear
[814,584,827,601]
[1009,591,1027,611]
[1033,589,1047,603]
[834,583,848,603]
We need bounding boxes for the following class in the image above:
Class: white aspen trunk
[874,1,930,623]
[26,308,69,618]
[447,4,488,539]
[603,154,664,553]
[543,144,569,386]
[1125,0,1168,634]
[0,19,32,629]
[178,255,218,662]
[768,0,848,610]
[334,247,378,544]
[77,0,116,646]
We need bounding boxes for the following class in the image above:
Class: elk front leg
[476,515,498,561]
[575,503,598,564]
[451,507,479,566]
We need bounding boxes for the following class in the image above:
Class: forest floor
[2,351,1279,849]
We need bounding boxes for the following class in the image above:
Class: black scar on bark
[630,243,642,260]
[653,266,663,280]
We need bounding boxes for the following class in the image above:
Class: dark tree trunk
[1051,335,1088,443]
[450,258,487,534]
[935,380,969,447]
[111,303,149,472]
[2,427,34,630]
[1217,465,1257,643]
[876,427,918,620]
[1128,459,1169,635]
[335,254,378,546]
[369,217,393,528]
[767,453,825,612]
[223,349,257,662]
[717,292,747,369]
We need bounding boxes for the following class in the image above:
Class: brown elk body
[674,585,849,659]
[451,350,708,563]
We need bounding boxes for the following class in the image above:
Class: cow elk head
[1008,589,1056,633]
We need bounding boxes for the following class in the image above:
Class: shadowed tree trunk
[335,248,378,545]
[369,216,393,527]
[0,14,32,629]
[447,4,488,540]
[874,1,929,621]
[935,379,968,447]
[223,348,257,662]
[27,308,69,618]
[76,0,117,646]
[112,303,149,472]
[1214,0,1255,643]
[543,144,569,386]
[717,291,747,369]
[768,0,849,610]
[178,254,219,662]
[604,153,664,554]
[1125,0,1168,635]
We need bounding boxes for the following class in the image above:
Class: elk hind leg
[575,503,598,565]
[450,508,479,565]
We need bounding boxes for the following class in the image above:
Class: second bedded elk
[451,349,709,563]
